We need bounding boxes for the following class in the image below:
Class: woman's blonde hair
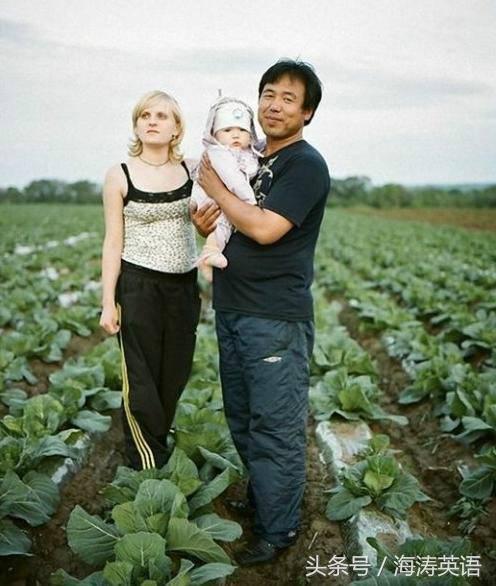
[128,90,185,163]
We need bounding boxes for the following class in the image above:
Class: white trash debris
[12,232,97,256]
[14,245,36,255]
[84,280,101,291]
[58,292,81,308]
[40,267,60,280]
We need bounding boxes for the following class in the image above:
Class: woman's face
[135,98,178,147]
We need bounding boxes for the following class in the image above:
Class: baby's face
[214,127,251,149]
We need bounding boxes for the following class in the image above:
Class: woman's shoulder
[183,157,200,175]
[105,162,127,179]
[103,163,128,194]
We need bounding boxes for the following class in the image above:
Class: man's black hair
[258,59,322,125]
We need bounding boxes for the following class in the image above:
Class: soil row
[337,300,496,584]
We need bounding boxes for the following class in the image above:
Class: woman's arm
[99,165,125,335]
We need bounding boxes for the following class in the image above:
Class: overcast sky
[1,0,495,187]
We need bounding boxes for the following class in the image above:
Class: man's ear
[303,109,313,123]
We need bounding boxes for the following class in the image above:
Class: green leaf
[188,468,232,513]
[145,512,170,537]
[326,488,372,521]
[4,357,37,384]
[377,473,429,518]
[89,390,122,412]
[1,414,24,436]
[166,517,231,564]
[103,561,134,586]
[71,410,112,433]
[134,479,189,521]
[368,435,390,454]
[148,553,174,583]
[342,460,369,496]
[0,388,28,414]
[369,406,408,426]
[114,531,167,569]
[198,447,242,474]
[27,433,81,467]
[455,416,494,443]
[0,470,59,526]
[339,383,375,414]
[161,448,202,497]
[111,502,148,535]
[22,394,66,438]
[0,437,24,474]
[67,505,120,565]
[0,519,32,556]
[166,559,194,586]
[103,467,162,506]
[189,562,236,585]
[459,467,495,499]
[49,362,105,389]
[398,384,430,404]
[193,514,242,542]
[363,470,395,495]
[363,455,398,497]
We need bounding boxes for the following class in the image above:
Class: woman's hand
[100,303,120,335]
[191,201,221,237]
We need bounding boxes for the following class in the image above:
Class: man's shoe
[235,538,281,566]
[226,499,255,517]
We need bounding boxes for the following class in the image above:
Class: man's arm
[197,155,293,245]
[191,201,221,238]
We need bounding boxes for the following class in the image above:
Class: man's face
[258,74,312,140]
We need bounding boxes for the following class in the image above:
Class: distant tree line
[0,180,101,204]
[329,176,496,208]
[1,177,496,207]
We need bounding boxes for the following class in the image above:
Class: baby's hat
[212,100,253,134]
[203,97,259,148]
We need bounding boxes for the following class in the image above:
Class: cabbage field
[0,204,495,585]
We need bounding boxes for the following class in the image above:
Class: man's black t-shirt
[213,139,330,321]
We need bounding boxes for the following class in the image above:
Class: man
[194,59,330,565]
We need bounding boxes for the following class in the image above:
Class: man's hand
[198,154,229,203]
[191,201,221,237]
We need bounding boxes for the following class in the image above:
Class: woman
[100,90,203,470]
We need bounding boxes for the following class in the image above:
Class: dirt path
[346,207,496,232]
[221,424,349,586]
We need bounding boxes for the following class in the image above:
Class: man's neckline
[262,139,306,158]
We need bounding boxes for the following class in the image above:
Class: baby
[191,97,259,281]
